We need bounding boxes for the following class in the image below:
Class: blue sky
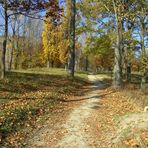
[0,0,147,50]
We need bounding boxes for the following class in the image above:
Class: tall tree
[42,18,60,67]
[68,0,76,78]
[9,14,17,70]
[138,0,147,91]
[1,0,8,79]
[112,0,124,89]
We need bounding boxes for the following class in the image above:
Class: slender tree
[138,1,147,91]
[68,0,76,78]
[9,14,17,70]
[111,0,124,88]
[1,0,8,79]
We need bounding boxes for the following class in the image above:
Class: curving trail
[57,75,106,148]
[26,75,106,148]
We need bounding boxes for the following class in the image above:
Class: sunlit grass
[12,68,89,81]
[12,68,67,76]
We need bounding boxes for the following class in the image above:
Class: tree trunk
[113,45,122,88]
[9,14,17,70]
[124,41,132,82]
[51,60,54,68]
[9,45,14,71]
[9,39,15,70]
[65,62,68,72]
[126,63,131,82]
[47,55,50,68]
[126,20,133,82]
[14,41,19,70]
[1,0,8,79]
[14,18,21,70]
[68,0,76,78]
[85,55,88,71]
[140,17,146,91]
[112,0,123,88]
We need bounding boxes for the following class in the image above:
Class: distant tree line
[0,0,147,90]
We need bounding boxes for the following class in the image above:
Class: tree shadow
[59,90,113,103]
[89,104,101,109]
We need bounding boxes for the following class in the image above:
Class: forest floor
[0,69,148,148]
[0,69,89,147]
[26,74,148,148]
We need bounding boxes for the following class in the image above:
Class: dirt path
[57,75,106,148]
[26,75,105,148]
[26,75,148,147]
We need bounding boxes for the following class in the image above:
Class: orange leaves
[86,86,146,146]
[124,138,139,147]
[8,0,61,19]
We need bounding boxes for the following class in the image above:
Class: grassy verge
[13,68,88,78]
[0,68,89,147]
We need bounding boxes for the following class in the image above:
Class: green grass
[0,68,89,147]
[12,68,89,81]
[25,68,67,76]
[75,71,89,81]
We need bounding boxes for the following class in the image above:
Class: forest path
[56,75,106,148]
[26,75,107,148]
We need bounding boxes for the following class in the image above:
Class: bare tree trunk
[9,14,18,70]
[126,61,131,82]
[85,55,88,71]
[9,44,14,70]
[14,39,19,69]
[14,18,21,70]
[113,45,122,88]
[9,28,16,70]
[68,0,76,78]
[20,16,27,69]
[126,20,133,82]
[112,0,123,88]
[51,60,54,68]
[140,17,146,91]
[65,62,68,72]
[1,0,8,79]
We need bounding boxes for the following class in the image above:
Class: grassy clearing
[16,68,67,76]
[0,68,89,147]
[12,68,88,79]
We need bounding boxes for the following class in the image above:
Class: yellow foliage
[42,14,71,64]
[42,1,78,64]
[42,19,59,63]
[7,42,12,49]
